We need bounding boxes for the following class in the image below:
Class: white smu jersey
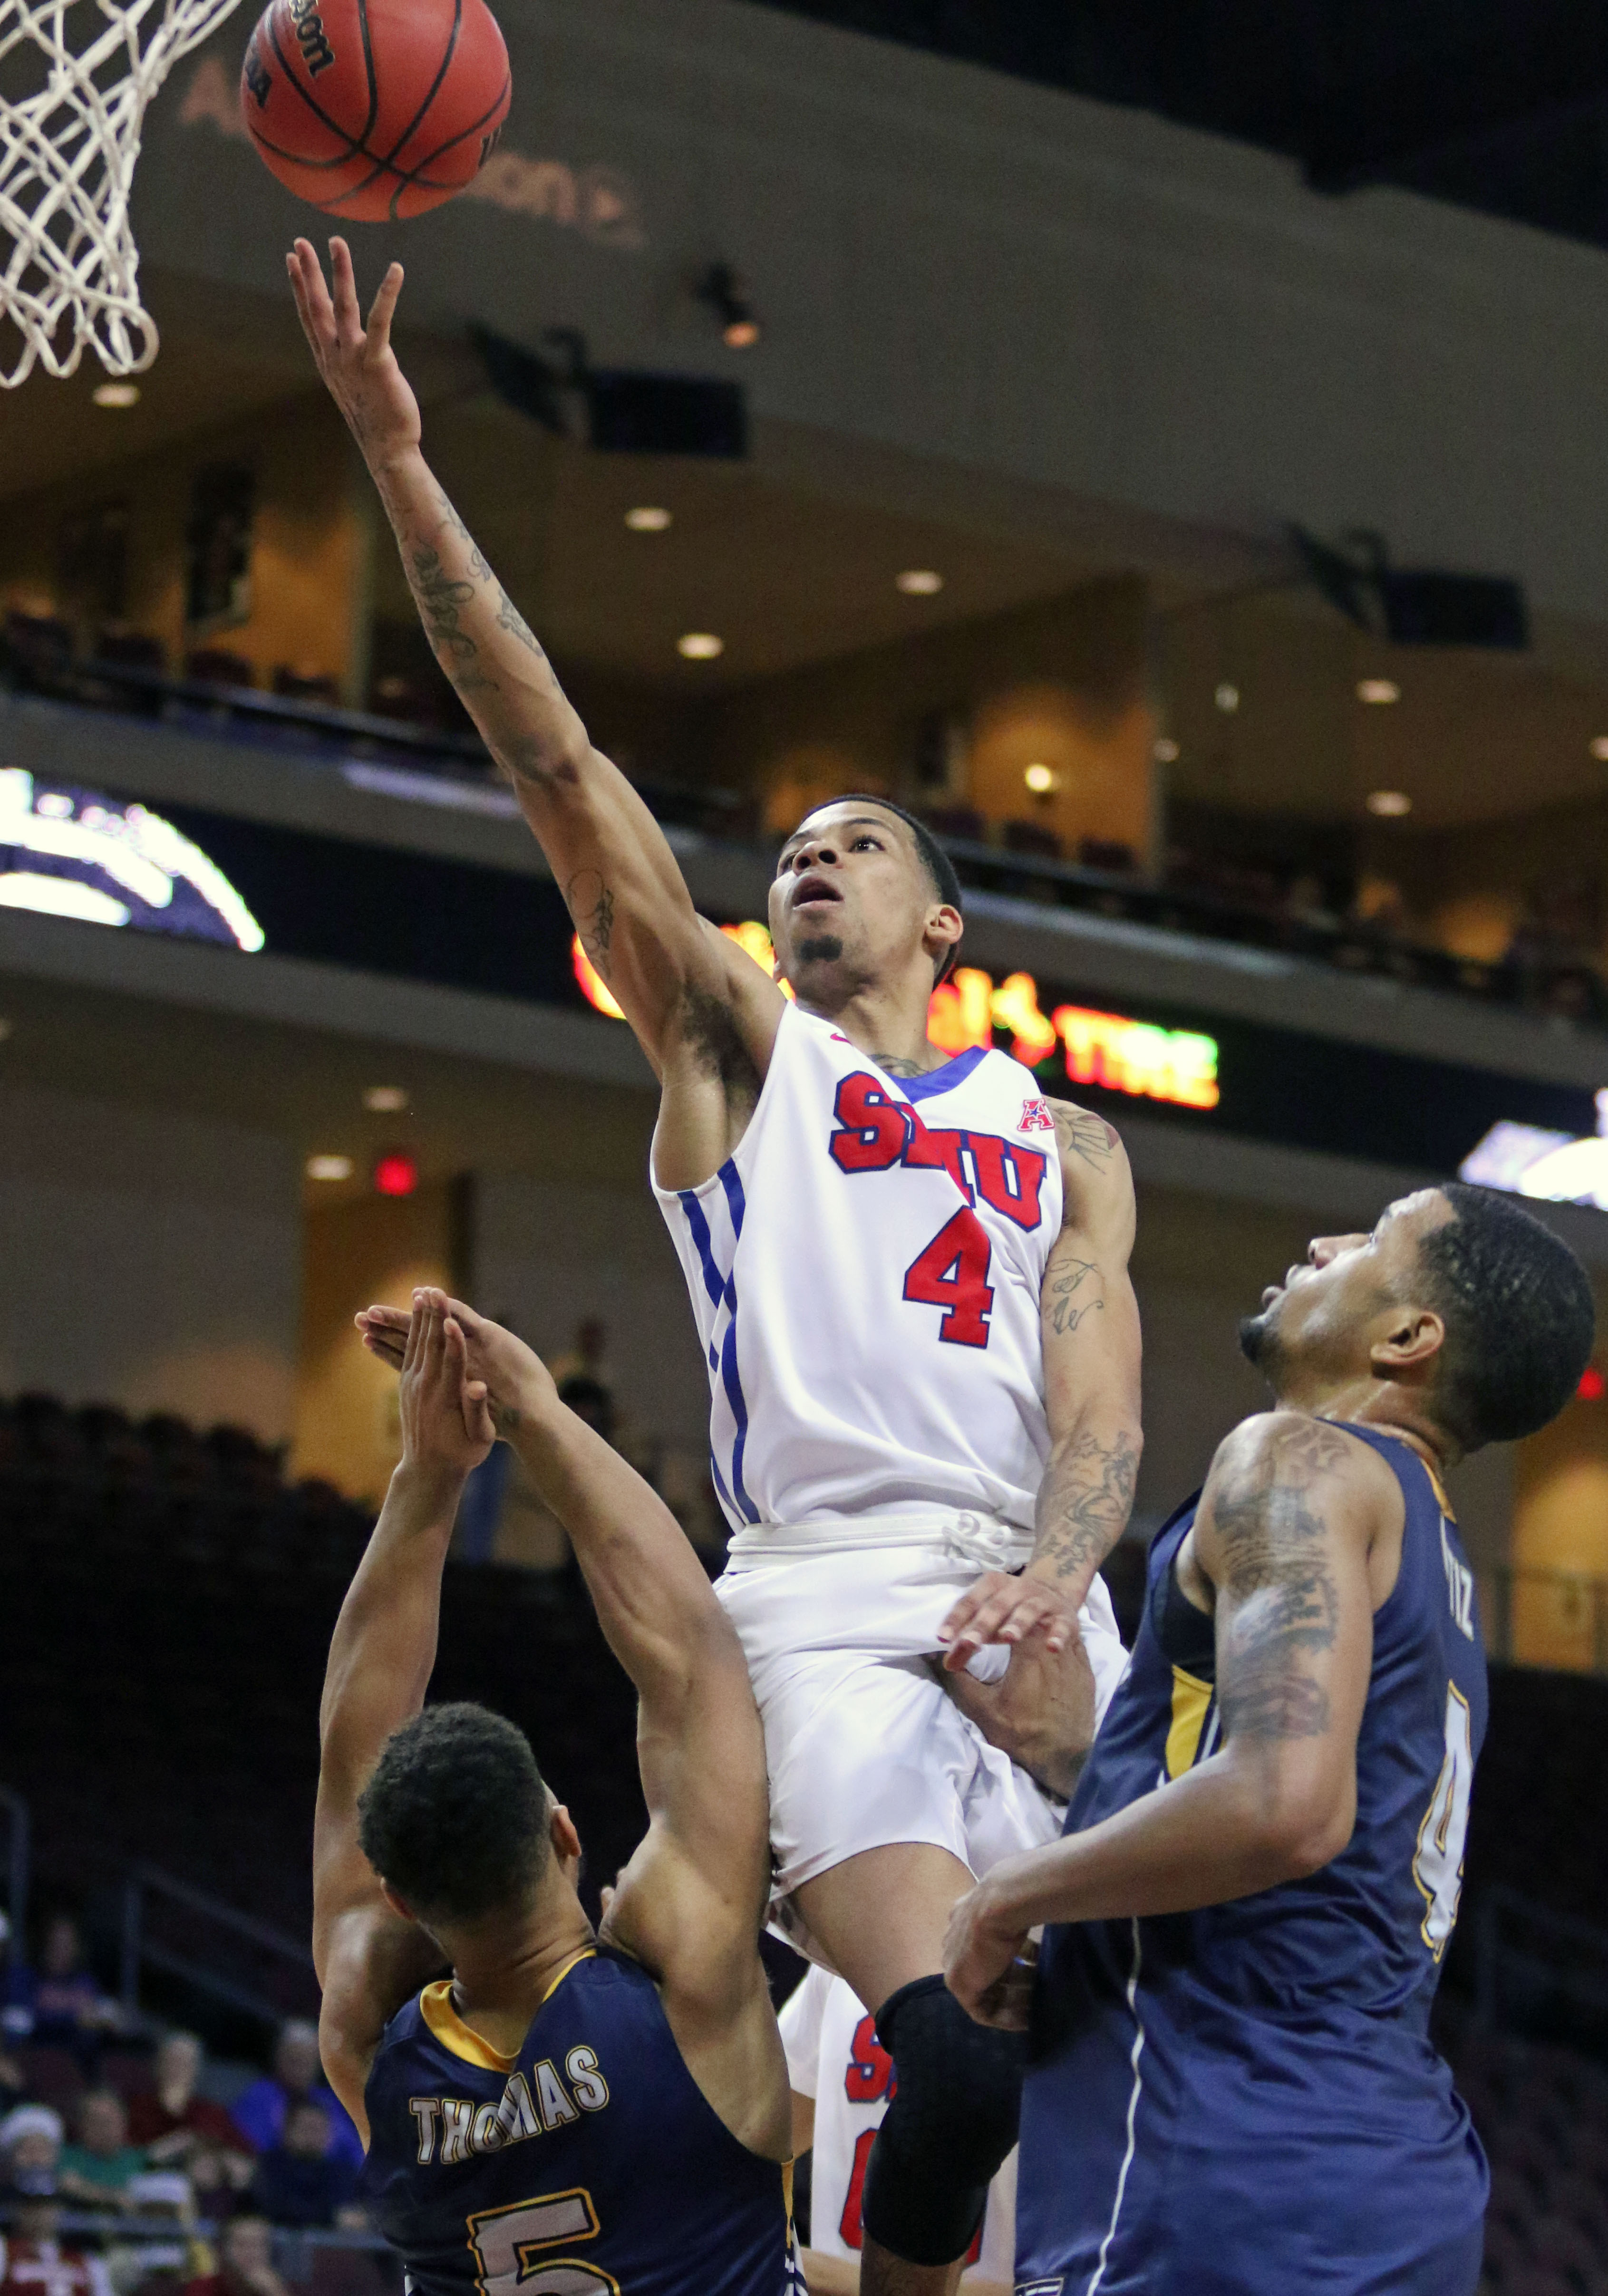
[652,1001,1063,1534]
[779,1967,1016,2282]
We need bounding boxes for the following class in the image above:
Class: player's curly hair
[357,1702,552,1923]
[1418,1183,1595,1449]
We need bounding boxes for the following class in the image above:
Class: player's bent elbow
[1259,1791,1356,1881]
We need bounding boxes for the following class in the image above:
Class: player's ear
[548,1801,583,1881]
[924,905,962,974]
[378,1880,417,1925]
[1370,1307,1445,1378]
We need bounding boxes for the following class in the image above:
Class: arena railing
[119,1862,318,2027]
[3,627,1602,1025]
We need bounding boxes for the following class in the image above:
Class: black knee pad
[860,1973,1025,2267]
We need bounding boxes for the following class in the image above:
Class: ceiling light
[92,382,139,408]
[363,1085,408,1113]
[1366,790,1412,817]
[307,1154,354,1182]
[693,262,761,349]
[1357,677,1402,705]
[1214,682,1240,714]
[896,569,944,596]
[1591,737,1608,762]
[625,506,672,532]
[678,632,724,660]
[1023,763,1058,796]
[374,1151,419,1198]
[1153,737,1180,764]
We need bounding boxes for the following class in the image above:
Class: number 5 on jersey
[466,2191,618,2295]
[903,1208,995,1347]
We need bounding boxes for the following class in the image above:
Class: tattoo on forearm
[489,1399,521,1434]
[569,869,616,977]
[1047,1256,1104,1335]
[408,545,479,666]
[1033,1428,1139,1587]
[1212,1423,1349,1743]
[496,588,548,659]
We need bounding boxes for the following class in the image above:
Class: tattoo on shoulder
[1049,1100,1120,1176]
[1046,1256,1105,1336]
[1211,1421,1352,1744]
[569,870,616,977]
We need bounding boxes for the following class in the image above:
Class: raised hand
[359,1291,556,1437]
[396,1289,494,1477]
[286,236,421,474]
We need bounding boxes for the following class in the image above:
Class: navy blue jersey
[357,1947,799,2296]
[1017,1424,1490,2296]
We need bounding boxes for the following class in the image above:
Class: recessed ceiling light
[1366,790,1412,817]
[678,632,724,660]
[92,382,139,408]
[1591,736,1608,762]
[363,1085,407,1113]
[307,1153,354,1182]
[1153,737,1180,764]
[723,318,761,350]
[625,506,672,532]
[896,569,944,596]
[1214,682,1240,714]
[1357,677,1401,705]
[1023,762,1058,795]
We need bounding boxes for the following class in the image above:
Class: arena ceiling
[746,0,1608,253]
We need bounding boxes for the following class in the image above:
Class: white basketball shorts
[713,1513,1130,1967]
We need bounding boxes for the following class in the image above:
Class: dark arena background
[5,2,1608,2292]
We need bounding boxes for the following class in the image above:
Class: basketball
[239,0,511,222]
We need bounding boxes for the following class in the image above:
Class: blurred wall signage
[572,926,1221,1113]
[177,57,648,247]
[1462,1097,1608,1212]
[0,771,265,950]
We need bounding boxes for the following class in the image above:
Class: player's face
[1239,1190,1455,1389]
[768,803,947,994]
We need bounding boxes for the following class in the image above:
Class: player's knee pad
[859,1973,1025,2268]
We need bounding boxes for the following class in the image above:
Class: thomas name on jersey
[407,2051,610,2164]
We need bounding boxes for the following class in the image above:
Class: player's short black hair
[357,1702,552,1924]
[1416,1183,1595,1450]
[799,794,964,984]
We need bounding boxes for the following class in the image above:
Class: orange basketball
[240,0,511,222]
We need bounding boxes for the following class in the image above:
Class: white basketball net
[0,0,243,385]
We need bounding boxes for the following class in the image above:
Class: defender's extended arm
[358,1297,774,2047]
[944,1414,1392,2024]
[314,1297,496,2141]
[940,1106,1142,1669]
[286,239,783,1090]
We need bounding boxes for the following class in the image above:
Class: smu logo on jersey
[826,1073,1049,1350]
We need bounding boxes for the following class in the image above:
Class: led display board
[0,770,264,950]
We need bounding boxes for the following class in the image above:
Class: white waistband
[723,1510,1034,1571]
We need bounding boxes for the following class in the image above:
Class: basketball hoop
[0,0,245,386]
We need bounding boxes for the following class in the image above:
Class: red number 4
[903,1208,994,1347]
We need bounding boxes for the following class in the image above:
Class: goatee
[797,935,844,967]
[1238,1310,1285,1379]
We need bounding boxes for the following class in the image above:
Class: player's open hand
[937,1566,1084,1674]
[286,237,421,474]
[396,1288,494,1478]
[359,1291,555,1437]
[943,1880,1037,2031]
[942,1631,1097,1803]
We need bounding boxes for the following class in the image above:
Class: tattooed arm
[940,1103,1142,1671]
[943,1412,1397,2024]
[286,240,783,1169]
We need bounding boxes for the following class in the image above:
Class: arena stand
[5,1385,1608,2293]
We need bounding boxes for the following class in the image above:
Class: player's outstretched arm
[359,1293,788,2158]
[943,1413,1393,2025]
[940,1107,1142,1670]
[285,238,783,1104]
[314,1295,496,2142]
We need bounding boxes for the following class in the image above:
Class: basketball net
[0,0,244,385]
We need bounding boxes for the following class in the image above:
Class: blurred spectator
[58,2092,147,2209]
[104,2172,209,2296]
[557,1376,615,1445]
[180,2217,289,2296]
[547,1317,611,1395]
[0,2107,63,2194]
[247,2104,360,2232]
[127,2036,251,2196]
[25,1919,125,2053]
[231,2026,360,2173]
[0,2186,114,2296]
